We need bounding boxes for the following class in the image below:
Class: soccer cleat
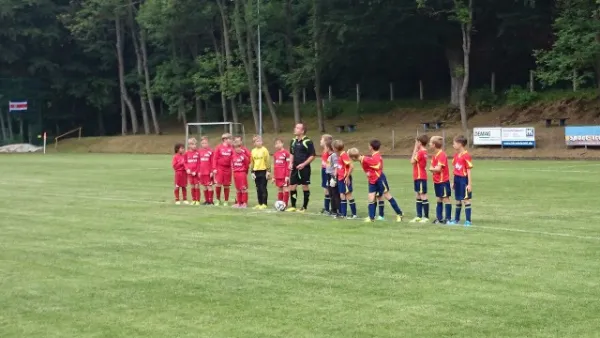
[409,217,422,223]
[376,216,385,221]
[432,219,446,225]
[464,221,472,227]
[364,217,374,223]
[286,207,296,212]
[297,208,306,213]
[419,218,430,224]
[253,205,261,210]
[261,204,269,209]
[447,220,458,225]
[231,204,240,208]
[348,215,358,220]
[175,201,181,205]
[222,202,229,207]
[182,200,190,205]
[214,200,221,206]
[396,215,403,223]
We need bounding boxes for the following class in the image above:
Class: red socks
[181,187,187,201]
[224,187,230,202]
[174,188,180,201]
[237,192,242,205]
[283,191,289,206]
[242,192,248,204]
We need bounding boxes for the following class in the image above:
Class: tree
[536,0,600,90]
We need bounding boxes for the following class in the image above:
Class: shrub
[505,85,539,108]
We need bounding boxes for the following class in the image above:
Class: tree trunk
[458,0,473,132]
[446,46,463,107]
[285,0,301,122]
[0,108,7,140]
[211,25,229,124]
[6,110,13,139]
[232,0,259,132]
[313,0,324,132]
[216,0,239,124]
[178,99,187,129]
[19,117,24,142]
[140,29,160,134]
[128,0,150,135]
[121,95,127,135]
[250,30,279,132]
[115,15,138,134]
[195,97,203,122]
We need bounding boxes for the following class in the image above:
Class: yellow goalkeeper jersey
[251,146,270,171]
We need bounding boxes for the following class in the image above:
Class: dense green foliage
[0,0,597,139]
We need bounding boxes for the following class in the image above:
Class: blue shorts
[414,179,428,194]
[434,181,452,198]
[369,174,390,197]
[321,168,328,188]
[453,176,472,201]
[338,176,353,194]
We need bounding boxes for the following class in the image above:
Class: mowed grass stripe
[1,154,600,337]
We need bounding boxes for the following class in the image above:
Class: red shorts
[175,172,187,187]
[233,172,248,191]
[187,174,199,185]
[274,178,288,188]
[214,170,232,186]
[199,174,212,186]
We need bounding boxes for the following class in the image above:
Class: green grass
[1,154,600,338]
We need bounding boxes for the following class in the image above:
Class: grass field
[1,154,600,338]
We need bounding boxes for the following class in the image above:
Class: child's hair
[174,143,184,153]
[187,137,197,145]
[274,137,283,144]
[454,135,468,147]
[201,136,209,142]
[222,133,232,140]
[369,139,381,151]
[234,135,242,140]
[332,139,344,151]
[417,134,429,146]
[347,147,360,159]
[254,135,262,144]
[321,134,333,147]
[430,136,444,149]
[233,139,242,147]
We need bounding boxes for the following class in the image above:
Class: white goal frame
[185,122,246,150]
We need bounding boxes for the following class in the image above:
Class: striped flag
[9,101,27,111]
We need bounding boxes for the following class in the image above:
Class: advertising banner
[501,127,535,147]
[473,128,502,145]
[565,126,600,146]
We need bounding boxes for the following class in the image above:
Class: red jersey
[231,151,249,173]
[273,149,291,179]
[241,146,251,159]
[184,150,200,173]
[321,152,329,168]
[337,151,352,181]
[431,150,450,183]
[197,147,213,175]
[213,144,233,170]
[452,151,473,177]
[359,155,382,184]
[372,151,383,171]
[412,149,428,180]
[172,153,186,172]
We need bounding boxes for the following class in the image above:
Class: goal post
[185,122,246,150]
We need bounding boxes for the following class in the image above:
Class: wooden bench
[544,117,568,128]
[421,121,444,131]
[336,124,357,133]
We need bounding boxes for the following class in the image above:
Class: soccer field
[1,154,599,337]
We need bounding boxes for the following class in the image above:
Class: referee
[287,123,316,212]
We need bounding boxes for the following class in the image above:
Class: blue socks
[416,199,423,218]
[349,199,357,216]
[389,198,403,215]
[465,203,471,222]
[445,203,452,221]
[324,195,330,212]
[378,200,384,217]
[436,202,443,221]
[341,200,347,217]
[422,199,429,218]
[368,201,376,220]
[455,203,462,222]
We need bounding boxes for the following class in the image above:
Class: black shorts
[290,166,311,185]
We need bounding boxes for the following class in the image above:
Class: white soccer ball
[274,200,287,211]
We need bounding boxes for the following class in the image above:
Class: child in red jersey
[212,133,233,206]
[410,134,430,223]
[234,135,252,159]
[184,138,201,205]
[429,136,452,224]
[272,138,291,205]
[319,134,333,214]
[231,139,250,208]
[197,136,214,205]
[333,139,357,219]
[172,143,188,205]
[448,135,473,226]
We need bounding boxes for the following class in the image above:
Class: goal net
[185,122,246,150]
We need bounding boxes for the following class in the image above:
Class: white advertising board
[501,127,535,147]
[473,128,502,145]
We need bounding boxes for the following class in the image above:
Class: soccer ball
[274,200,286,211]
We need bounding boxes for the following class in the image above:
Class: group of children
[172,132,473,226]
[317,133,473,225]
